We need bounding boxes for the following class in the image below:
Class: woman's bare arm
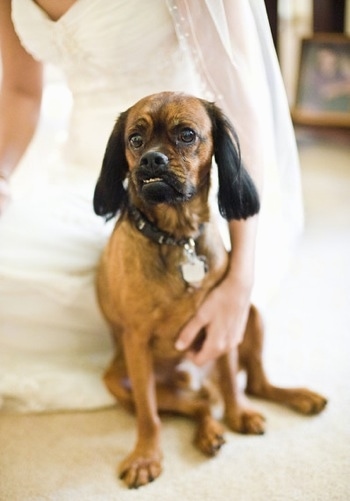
[0,0,43,212]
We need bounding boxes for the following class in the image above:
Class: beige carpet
[1,133,349,501]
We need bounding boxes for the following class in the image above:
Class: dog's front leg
[217,350,265,435]
[119,330,162,489]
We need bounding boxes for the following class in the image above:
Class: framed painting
[292,35,350,127]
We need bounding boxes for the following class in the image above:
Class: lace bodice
[12,0,203,169]
[12,0,202,98]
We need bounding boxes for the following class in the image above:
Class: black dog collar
[128,205,201,247]
[128,205,208,287]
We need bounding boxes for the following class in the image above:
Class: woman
[0,0,303,412]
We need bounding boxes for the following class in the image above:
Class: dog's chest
[100,221,227,357]
[145,286,206,359]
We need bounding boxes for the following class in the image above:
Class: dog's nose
[140,151,169,170]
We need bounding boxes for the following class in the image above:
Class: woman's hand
[175,217,258,366]
[0,175,11,215]
[175,271,252,366]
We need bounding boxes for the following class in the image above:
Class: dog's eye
[129,134,144,149]
[179,128,196,144]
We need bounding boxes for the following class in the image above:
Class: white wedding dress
[0,0,303,412]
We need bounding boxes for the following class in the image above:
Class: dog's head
[93,92,260,220]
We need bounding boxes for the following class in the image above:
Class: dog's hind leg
[240,306,327,415]
[104,353,135,413]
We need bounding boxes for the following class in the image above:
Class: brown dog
[93,92,327,489]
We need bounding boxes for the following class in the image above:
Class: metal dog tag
[181,258,207,284]
[180,238,207,286]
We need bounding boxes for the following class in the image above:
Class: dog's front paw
[119,449,162,488]
[194,415,226,456]
[225,408,266,435]
[286,388,328,415]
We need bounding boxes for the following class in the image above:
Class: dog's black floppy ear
[93,111,129,220]
[206,103,260,220]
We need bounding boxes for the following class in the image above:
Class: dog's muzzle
[135,151,195,205]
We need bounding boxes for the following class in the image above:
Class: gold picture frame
[292,34,350,127]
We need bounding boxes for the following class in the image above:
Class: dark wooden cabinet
[264,0,347,57]
[313,0,346,33]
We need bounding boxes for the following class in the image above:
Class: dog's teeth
[143,177,162,184]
